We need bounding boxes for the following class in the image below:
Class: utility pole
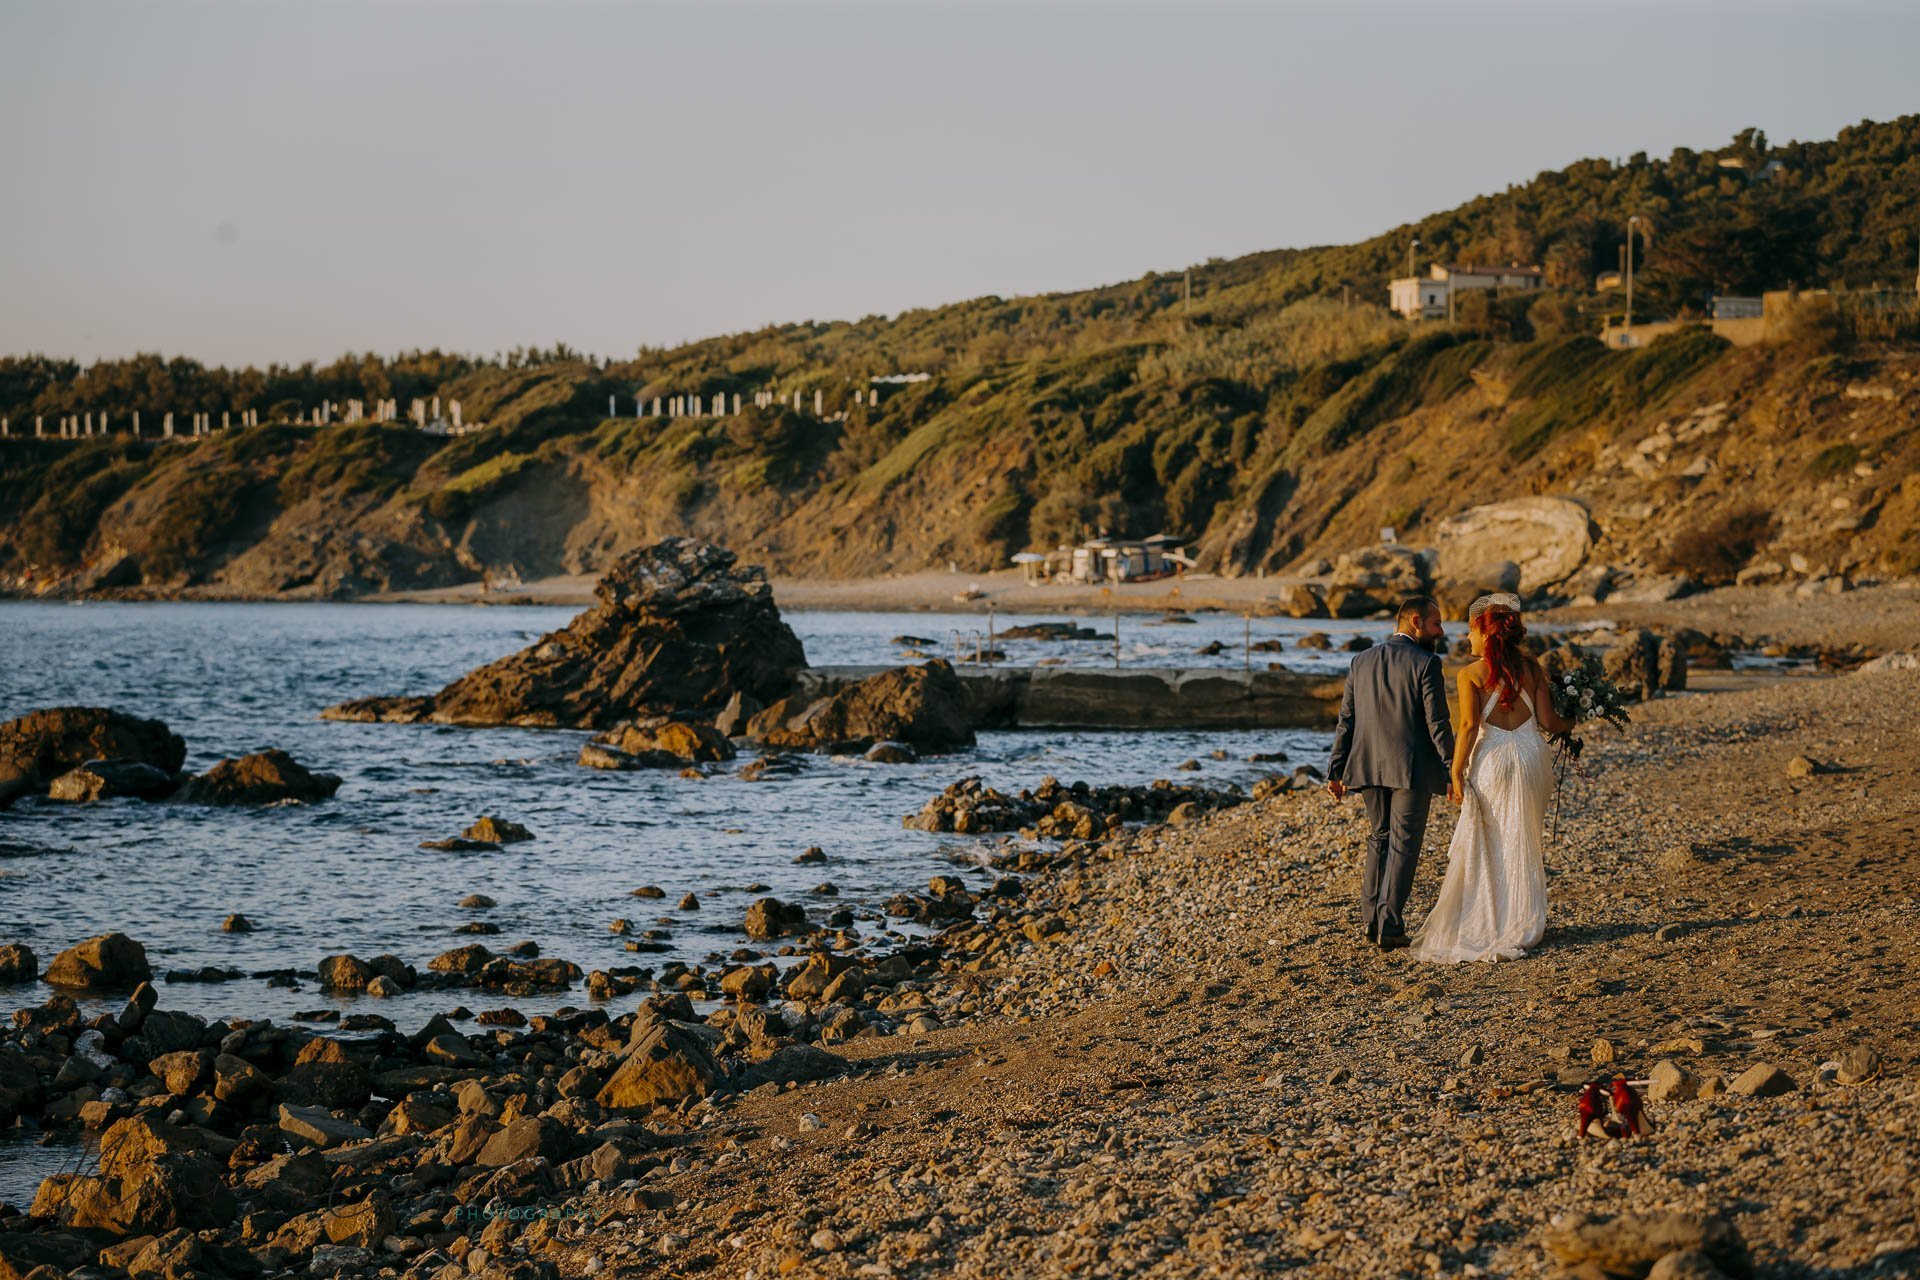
[1183,269,1191,312]
[1625,215,1640,333]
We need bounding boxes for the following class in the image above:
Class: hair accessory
[1468,592,1523,622]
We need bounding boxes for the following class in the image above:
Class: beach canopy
[1010,552,1048,564]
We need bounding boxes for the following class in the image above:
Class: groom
[1325,596,1454,951]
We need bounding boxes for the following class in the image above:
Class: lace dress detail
[1411,687,1554,963]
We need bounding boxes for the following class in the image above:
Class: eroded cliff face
[2,340,1914,599]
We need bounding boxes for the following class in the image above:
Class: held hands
[1447,777,1464,805]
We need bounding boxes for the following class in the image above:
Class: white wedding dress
[1412,687,1554,963]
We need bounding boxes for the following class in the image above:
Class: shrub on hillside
[1660,507,1774,584]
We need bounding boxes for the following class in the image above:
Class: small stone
[632,886,666,899]
[1646,1059,1701,1102]
[794,847,827,864]
[1784,756,1818,779]
[365,975,401,998]
[221,914,253,933]
[679,893,700,911]
[798,1112,823,1132]
[459,894,496,909]
[811,1228,844,1252]
[1728,1063,1796,1097]
[1654,923,1685,943]
[1590,1038,1617,1065]
[1458,1044,1485,1068]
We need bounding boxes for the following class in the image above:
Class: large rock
[748,661,975,754]
[31,1152,234,1235]
[45,932,152,990]
[0,706,185,807]
[1602,630,1667,702]
[1433,496,1593,593]
[596,1023,722,1110]
[174,749,341,806]
[32,1115,234,1235]
[323,538,806,729]
[1277,584,1328,619]
[1326,544,1432,597]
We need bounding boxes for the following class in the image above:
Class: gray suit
[1327,634,1455,940]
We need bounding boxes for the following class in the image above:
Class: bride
[1412,595,1574,963]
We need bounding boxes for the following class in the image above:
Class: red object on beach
[1611,1075,1653,1137]
[1576,1080,1608,1138]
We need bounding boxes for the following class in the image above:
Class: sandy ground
[365,569,1267,616]
[512,661,1920,1280]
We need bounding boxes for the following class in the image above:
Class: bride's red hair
[1474,606,1527,709]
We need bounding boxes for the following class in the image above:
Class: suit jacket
[1327,633,1455,794]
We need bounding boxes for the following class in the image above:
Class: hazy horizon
[3,0,1916,367]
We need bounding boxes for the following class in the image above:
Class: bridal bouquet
[1545,647,1632,837]
[1549,647,1634,738]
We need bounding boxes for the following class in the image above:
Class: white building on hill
[1389,262,1544,320]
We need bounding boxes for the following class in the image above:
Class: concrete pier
[793,665,1345,731]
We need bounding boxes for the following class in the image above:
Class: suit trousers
[1359,786,1432,939]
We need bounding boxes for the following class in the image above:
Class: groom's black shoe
[1378,932,1411,952]
[1365,922,1379,945]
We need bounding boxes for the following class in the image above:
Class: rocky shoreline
[1,650,1914,1277]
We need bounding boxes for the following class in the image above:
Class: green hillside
[2,116,1918,595]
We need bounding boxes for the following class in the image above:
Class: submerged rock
[322,538,806,729]
[46,758,179,803]
[0,706,186,807]
[0,943,37,984]
[175,749,341,806]
[463,816,534,844]
[592,718,735,764]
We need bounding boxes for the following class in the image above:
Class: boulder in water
[45,932,153,990]
[322,538,806,729]
[0,706,185,807]
[175,749,341,806]
[747,660,974,754]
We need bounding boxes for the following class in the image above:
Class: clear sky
[2,1,1914,367]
